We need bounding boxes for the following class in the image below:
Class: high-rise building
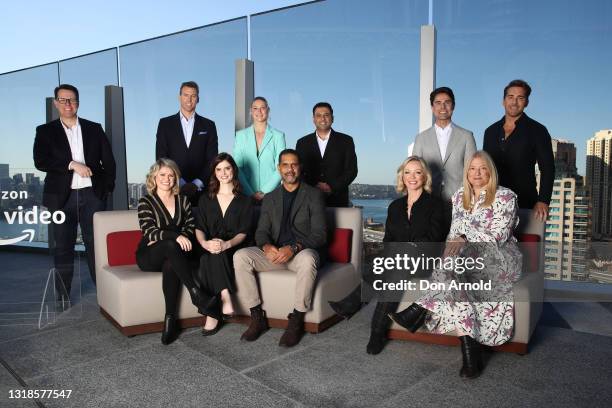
[586,130,612,239]
[12,173,23,185]
[544,139,591,281]
[25,173,34,184]
[0,163,8,180]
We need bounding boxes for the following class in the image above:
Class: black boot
[279,310,305,347]
[161,314,178,345]
[388,303,427,333]
[459,335,482,379]
[366,302,398,355]
[328,285,365,320]
[240,306,269,342]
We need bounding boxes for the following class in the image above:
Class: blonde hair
[462,151,498,210]
[395,156,432,194]
[145,158,181,195]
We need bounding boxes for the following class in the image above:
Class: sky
[1,0,610,185]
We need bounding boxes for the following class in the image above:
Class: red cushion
[519,233,540,273]
[328,228,353,263]
[107,230,142,266]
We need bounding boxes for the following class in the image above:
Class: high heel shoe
[161,314,177,345]
[388,303,427,333]
[201,317,223,336]
[222,313,235,321]
[459,335,482,379]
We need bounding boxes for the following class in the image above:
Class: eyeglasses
[56,98,79,105]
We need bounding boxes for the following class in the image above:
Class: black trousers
[51,187,105,297]
[136,240,197,315]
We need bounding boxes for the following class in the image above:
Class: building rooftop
[1,251,612,408]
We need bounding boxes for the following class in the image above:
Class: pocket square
[198,131,208,135]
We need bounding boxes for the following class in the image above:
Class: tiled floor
[1,251,612,408]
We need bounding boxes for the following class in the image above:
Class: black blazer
[296,129,358,207]
[483,113,555,209]
[33,118,116,211]
[155,113,218,186]
[255,183,327,256]
[383,192,448,243]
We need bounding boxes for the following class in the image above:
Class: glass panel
[59,48,119,125]
[120,19,247,206]
[252,0,427,232]
[434,0,612,284]
[0,63,59,246]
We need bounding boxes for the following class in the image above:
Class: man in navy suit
[155,81,218,205]
[34,84,116,298]
[296,102,358,207]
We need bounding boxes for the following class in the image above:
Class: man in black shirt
[234,149,327,347]
[483,79,554,221]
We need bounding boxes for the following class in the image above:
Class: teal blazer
[233,125,286,196]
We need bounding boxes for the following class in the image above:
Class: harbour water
[352,199,392,224]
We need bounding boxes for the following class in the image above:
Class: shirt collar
[180,111,196,122]
[60,116,79,130]
[434,122,452,132]
[316,129,332,141]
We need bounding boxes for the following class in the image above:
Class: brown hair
[207,153,241,198]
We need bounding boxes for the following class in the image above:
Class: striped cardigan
[137,193,195,246]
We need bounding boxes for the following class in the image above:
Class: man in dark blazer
[33,84,116,299]
[296,102,357,207]
[155,81,218,205]
[234,149,327,348]
[483,79,554,221]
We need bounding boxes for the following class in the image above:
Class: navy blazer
[33,118,116,211]
[155,112,218,186]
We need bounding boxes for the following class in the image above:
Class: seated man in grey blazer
[413,87,476,217]
[234,149,327,347]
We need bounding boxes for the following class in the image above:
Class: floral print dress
[416,186,522,346]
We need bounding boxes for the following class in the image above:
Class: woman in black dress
[195,153,253,335]
[329,156,449,354]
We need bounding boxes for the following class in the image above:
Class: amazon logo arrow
[0,229,35,245]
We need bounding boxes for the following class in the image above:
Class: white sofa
[93,207,362,336]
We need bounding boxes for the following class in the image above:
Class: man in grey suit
[413,87,477,207]
[234,149,327,348]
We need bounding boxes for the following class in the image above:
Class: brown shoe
[279,312,305,347]
[240,308,269,342]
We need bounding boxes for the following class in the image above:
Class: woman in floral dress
[390,150,522,379]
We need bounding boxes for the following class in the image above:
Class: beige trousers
[233,246,320,312]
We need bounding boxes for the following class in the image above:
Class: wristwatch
[290,243,300,255]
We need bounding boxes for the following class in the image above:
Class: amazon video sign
[1,190,65,245]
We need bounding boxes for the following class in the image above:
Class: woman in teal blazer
[233,97,286,203]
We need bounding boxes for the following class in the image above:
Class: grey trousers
[233,247,320,312]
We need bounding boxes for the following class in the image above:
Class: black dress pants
[136,240,196,315]
[51,187,105,297]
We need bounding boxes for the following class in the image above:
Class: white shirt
[316,130,331,158]
[180,111,196,147]
[62,118,92,189]
[434,122,453,160]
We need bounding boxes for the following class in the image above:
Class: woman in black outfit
[329,156,448,354]
[136,158,217,345]
[195,153,253,335]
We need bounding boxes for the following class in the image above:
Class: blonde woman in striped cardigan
[136,158,217,345]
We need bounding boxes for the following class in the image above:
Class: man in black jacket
[234,149,327,347]
[296,102,357,207]
[33,84,116,298]
[155,81,218,205]
[483,79,554,221]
